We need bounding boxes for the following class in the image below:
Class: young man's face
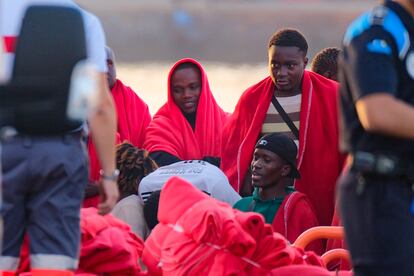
[268,45,308,94]
[171,67,202,115]
[251,148,290,189]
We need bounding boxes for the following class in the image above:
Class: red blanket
[78,208,145,275]
[17,208,145,276]
[221,71,344,226]
[111,79,151,148]
[3,36,16,53]
[142,176,324,275]
[143,58,228,161]
[85,79,150,206]
[272,192,324,255]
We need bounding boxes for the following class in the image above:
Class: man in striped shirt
[221,28,344,227]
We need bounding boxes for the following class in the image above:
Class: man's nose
[277,66,288,76]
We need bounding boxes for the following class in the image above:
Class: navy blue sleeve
[344,26,398,101]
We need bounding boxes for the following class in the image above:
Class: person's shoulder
[239,76,273,100]
[112,195,142,214]
[344,5,408,50]
[285,191,315,210]
[233,196,253,210]
[307,70,339,93]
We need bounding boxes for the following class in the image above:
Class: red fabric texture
[17,235,30,274]
[85,79,150,207]
[83,133,121,208]
[221,71,345,226]
[272,192,324,255]
[142,176,325,275]
[16,209,144,276]
[143,58,228,161]
[77,208,144,275]
[111,79,151,148]
[3,36,16,53]
[87,78,150,181]
[270,265,333,276]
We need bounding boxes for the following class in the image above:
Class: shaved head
[105,46,116,90]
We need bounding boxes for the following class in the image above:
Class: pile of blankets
[142,176,325,275]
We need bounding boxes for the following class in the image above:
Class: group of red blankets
[17,177,349,276]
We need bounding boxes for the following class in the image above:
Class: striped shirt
[261,94,301,146]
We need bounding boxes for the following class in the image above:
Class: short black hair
[143,190,161,231]
[268,28,308,55]
[310,47,341,77]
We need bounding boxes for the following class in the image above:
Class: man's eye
[190,84,199,90]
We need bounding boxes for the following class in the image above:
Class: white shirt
[0,0,107,82]
[139,160,241,206]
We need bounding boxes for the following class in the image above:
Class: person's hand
[98,178,119,215]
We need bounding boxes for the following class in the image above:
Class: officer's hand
[98,179,119,215]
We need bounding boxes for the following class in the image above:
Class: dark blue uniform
[339,1,414,275]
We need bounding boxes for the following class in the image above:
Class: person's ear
[281,165,291,177]
[303,57,309,68]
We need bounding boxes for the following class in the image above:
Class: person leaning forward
[221,28,345,226]
[0,1,119,275]
[338,0,414,275]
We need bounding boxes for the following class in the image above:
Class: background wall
[77,0,376,114]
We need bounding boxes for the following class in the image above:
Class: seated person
[111,142,158,239]
[143,190,161,231]
[310,47,341,81]
[143,58,228,167]
[139,160,241,206]
[234,133,323,254]
[85,46,151,205]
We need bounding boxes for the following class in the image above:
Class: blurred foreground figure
[0,1,118,275]
[338,0,414,275]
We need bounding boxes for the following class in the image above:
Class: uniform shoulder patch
[367,39,392,55]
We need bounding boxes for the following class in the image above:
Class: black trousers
[338,168,414,276]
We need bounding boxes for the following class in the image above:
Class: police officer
[339,0,414,275]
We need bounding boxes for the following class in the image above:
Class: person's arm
[356,93,414,139]
[89,73,119,214]
[343,26,414,139]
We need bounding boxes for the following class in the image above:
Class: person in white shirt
[139,160,241,206]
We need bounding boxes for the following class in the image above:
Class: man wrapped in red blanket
[221,29,344,226]
[143,58,228,168]
[85,46,151,207]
